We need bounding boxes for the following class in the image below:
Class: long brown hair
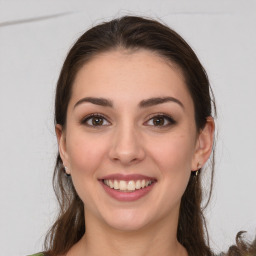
[45,16,216,256]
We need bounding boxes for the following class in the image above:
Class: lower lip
[100,181,156,202]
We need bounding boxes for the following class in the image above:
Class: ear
[191,117,215,171]
[55,124,71,174]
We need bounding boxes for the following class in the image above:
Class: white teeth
[103,179,154,191]
[119,180,126,190]
[109,180,114,188]
[114,180,119,190]
[135,180,141,189]
[127,180,135,191]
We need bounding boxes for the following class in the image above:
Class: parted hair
[43,16,255,256]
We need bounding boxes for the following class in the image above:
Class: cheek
[149,133,195,174]
[66,131,108,175]
[148,135,194,209]
[65,132,109,211]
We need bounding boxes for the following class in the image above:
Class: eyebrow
[139,97,184,108]
[73,96,184,109]
[74,97,113,108]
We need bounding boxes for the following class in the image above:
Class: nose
[108,123,146,166]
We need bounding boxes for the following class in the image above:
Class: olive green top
[28,253,44,256]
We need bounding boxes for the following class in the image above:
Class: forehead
[71,49,193,109]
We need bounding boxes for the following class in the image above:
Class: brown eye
[91,116,103,126]
[152,116,165,126]
[81,114,110,127]
[146,114,176,127]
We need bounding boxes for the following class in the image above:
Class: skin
[56,49,214,256]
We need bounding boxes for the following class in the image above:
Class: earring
[194,162,201,177]
[64,166,71,177]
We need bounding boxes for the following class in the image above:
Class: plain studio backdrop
[0,1,256,255]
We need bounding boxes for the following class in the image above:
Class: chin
[106,220,149,232]
[101,209,153,232]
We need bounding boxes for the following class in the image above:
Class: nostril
[109,151,144,165]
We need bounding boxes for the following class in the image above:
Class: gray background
[0,1,256,255]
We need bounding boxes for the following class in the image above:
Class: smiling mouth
[102,179,156,192]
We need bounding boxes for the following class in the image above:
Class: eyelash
[145,113,176,127]
[80,113,110,127]
[80,113,176,128]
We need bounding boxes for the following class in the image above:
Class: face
[57,49,213,232]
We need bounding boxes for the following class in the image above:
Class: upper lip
[99,173,157,181]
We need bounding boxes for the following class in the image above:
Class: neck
[67,209,188,256]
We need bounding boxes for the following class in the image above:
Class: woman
[30,16,255,256]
